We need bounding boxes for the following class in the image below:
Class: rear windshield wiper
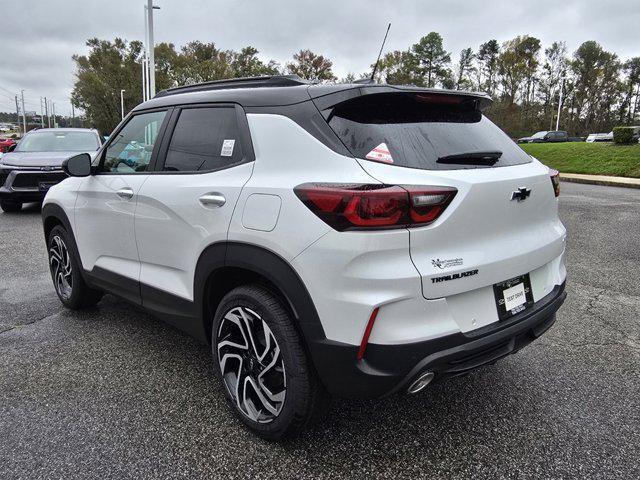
[437,151,502,166]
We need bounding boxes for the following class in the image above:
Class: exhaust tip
[407,371,435,394]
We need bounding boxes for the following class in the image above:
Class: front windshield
[531,131,548,139]
[16,131,99,152]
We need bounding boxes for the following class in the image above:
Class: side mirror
[7,144,17,152]
[63,153,92,177]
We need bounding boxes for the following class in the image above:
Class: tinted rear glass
[162,107,244,172]
[327,93,532,170]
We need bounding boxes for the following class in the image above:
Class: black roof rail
[154,75,311,98]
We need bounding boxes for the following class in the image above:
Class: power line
[0,85,16,96]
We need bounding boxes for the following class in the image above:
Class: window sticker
[365,142,393,163]
[221,139,235,157]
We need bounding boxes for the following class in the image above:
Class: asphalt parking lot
[0,182,638,479]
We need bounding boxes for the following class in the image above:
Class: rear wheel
[48,225,103,309]
[212,284,328,440]
[0,200,22,213]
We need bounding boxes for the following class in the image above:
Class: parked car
[586,132,614,142]
[0,128,101,212]
[517,130,582,143]
[41,76,567,439]
[0,137,16,153]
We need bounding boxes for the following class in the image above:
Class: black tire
[212,284,328,440]
[0,200,22,213]
[48,225,103,309]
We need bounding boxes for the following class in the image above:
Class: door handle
[199,192,226,207]
[116,187,134,200]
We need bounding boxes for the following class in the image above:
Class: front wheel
[0,200,22,213]
[212,285,328,440]
[48,225,103,309]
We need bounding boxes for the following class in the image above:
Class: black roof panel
[133,76,492,112]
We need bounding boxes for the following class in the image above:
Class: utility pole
[71,103,75,128]
[555,77,565,132]
[40,97,45,127]
[20,90,27,134]
[52,102,56,128]
[146,1,160,98]
[143,4,149,102]
[120,89,126,119]
[15,95,21,136]
[44,97,50,128]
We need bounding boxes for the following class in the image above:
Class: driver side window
[101,110,167,173]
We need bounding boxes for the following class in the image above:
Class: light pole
[555,77,565,131]
[120,89,126,120]
[20,90,26,134]
[40,97,45,127]
[44,97,50,128]
[146,1,161,98]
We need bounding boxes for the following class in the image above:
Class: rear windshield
[326,93,532,170]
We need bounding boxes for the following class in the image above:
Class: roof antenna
[370,23,391,81]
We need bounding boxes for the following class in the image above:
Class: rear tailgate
[356,159,565,299]
[317,88,565,300]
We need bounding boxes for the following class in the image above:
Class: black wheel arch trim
[195,241,328,346]
[41,203,88,282]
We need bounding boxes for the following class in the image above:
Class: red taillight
[549,169,560,197]
[294,183,457,231]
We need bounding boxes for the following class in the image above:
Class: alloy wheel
[49,235,73,300]
[216,306,286,423]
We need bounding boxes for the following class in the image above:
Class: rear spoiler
[309,85,492,119]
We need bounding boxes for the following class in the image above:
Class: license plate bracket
[493,274,534,320]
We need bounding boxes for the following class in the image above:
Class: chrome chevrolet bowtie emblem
[511,187,531,202]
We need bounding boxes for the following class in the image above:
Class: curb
[560,175,640,190]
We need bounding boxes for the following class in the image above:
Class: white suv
[42,76,567,439]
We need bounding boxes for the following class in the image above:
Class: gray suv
[0,128,101,212]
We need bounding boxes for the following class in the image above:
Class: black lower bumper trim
[0,186,45,203]
[310,282,566,399]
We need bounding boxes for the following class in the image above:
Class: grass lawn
[520,142,640,178]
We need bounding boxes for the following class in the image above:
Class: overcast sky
[1,0,639,116]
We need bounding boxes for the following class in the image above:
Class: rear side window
[326,93,532,170]
[162,107,244,172]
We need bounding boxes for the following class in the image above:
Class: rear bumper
[310,281,566,399]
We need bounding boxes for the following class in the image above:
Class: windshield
[327,93,532,170]
[16,131,100,152]
[531,131,548,139]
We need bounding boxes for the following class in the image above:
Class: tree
[538,41,568,128]
[571,41,621,132]
[230,46,279,78]
[373,50,420,85]
[72,39,281,134]
[621,57,640,122]
[411,32,452,88]
[497,36,541,104]
[71,38,144,134]
[477,40,500,94]
[169,41,235,85]
[286,49,336,81]
[456,47,476,90]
